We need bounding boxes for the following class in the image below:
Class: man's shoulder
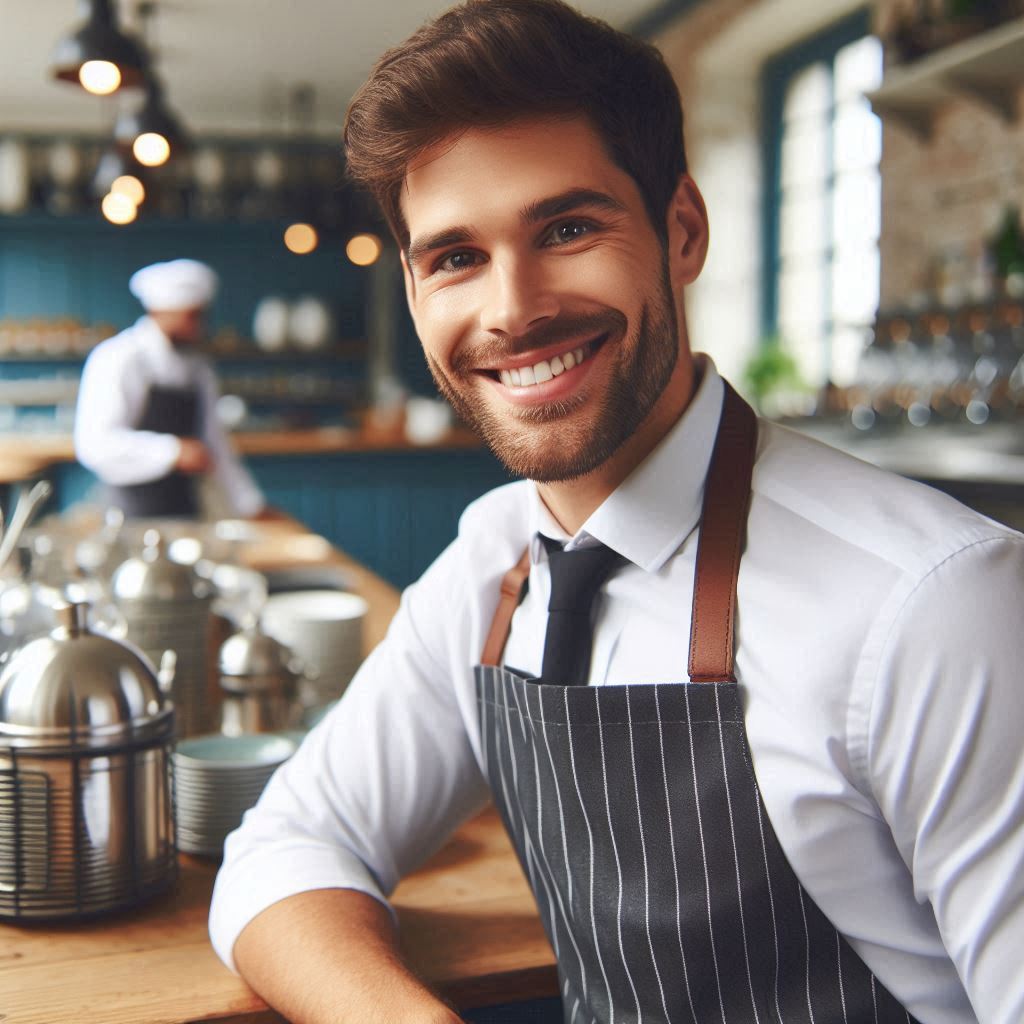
[753,419,1019,577]
[85,325,146,370]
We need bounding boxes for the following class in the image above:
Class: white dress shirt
[211,357,1024,1023]
[74,317,264,517]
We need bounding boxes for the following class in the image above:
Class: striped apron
[108,383,201,519]
[475,384,918,1023]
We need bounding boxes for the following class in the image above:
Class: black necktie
[540,539,624,686]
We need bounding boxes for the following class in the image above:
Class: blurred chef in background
[74,258,266,520]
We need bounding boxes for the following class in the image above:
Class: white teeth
[499,343,588,388]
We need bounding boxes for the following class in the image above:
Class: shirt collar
[137,315,174,352]
[527,354,725,573]
[136,315,199,373]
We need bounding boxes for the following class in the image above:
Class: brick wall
[656,0,1024,364]
[872,0,1024,308]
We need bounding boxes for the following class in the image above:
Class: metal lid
[0,603,173,749]
[111,529,208,603]
[218,624,300,693]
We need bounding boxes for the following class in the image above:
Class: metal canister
[112,529,213,737]
[0,603,177,921]
[218,624,302,737]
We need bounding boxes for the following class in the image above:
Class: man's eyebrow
[521,188,627,223]
[406,228,475,271]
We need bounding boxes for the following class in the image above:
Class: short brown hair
[344,0,687,246]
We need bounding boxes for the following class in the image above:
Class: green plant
[743,334,805,413]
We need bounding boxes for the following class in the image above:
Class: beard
[425,264,679,483]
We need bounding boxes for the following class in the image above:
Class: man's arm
[233,889,462,1024]
[209,535,493,1018]
[868,533,1024,1023]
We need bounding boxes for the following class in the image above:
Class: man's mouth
[482,336,605,389]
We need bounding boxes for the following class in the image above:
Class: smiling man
[210,3,1024,1023]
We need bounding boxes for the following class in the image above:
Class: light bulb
[110,175,145,205]
[284,223,318,255]
[101,192,137,225]
[79,61,121,95]
[133,133,170,167]
[346,233,382,267]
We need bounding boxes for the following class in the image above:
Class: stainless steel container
[112,529,213,737]
[218,624,302,736]
[0,603,177,921]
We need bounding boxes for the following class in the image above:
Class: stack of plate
[172,733,299,857]
[261,590,368,706]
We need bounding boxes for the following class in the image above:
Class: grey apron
[475,384,918,1023]
[108,384,201,519]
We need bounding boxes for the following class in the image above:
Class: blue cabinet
[249,448,513,588]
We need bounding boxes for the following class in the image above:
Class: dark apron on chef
[474,383,919,1024]
[108,384,201,519]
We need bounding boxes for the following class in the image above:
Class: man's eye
[436,251,480,273]
[547,221,594,246]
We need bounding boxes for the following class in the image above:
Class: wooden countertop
[0,426,485,483]
[0,520,556,1023]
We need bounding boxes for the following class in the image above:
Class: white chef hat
[128,259,219,311]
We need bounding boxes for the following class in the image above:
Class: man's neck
[536,350,698,536]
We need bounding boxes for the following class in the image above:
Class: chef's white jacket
[74,316,264,517]
[211,356,1024,1023]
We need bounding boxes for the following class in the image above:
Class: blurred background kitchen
[1,0,1023,595]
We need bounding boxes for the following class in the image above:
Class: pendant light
[51,0,146,94]
[113,2,188,167]
[95,143,145,225]
[115,72,187,166]
[91,143,142,197]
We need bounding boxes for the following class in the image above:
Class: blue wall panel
[0,215,369,338]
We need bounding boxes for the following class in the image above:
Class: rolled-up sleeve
[208,539,491,973]
[868,535,1024,1024]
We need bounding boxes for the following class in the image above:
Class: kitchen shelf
[867,18,1024,138]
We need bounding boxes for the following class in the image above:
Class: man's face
[150,307,207,347]
[401,117,686,483]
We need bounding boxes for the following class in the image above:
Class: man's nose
[478,256,559,338]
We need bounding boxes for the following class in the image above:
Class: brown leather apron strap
[479,380,758,677]
[688,382,758,683]
[480,548,531,666]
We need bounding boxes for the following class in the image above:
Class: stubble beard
[426,265,679,482]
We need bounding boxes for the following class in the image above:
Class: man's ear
[665,174,710,288]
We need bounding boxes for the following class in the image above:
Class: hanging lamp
[91,143,143,197]
[115,71,188,166]
[51,0,146,94]
[113,2,188,167]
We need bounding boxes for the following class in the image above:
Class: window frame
[760,8,876,366]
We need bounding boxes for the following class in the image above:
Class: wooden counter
[0,426,484,484]
[0,521,556,1024]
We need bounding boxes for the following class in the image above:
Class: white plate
[263,590,368,624]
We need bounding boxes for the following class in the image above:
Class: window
[762,11,883,389]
